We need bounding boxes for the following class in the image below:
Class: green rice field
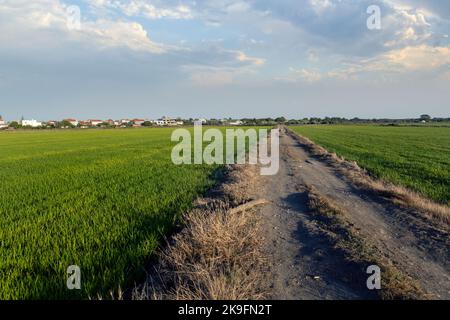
[0,128,225,299]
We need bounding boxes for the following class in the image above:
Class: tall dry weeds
[133,165,268,300]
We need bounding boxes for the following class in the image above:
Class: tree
[9,121,20,129]
[59,120,74,128]
[420,114,431,121]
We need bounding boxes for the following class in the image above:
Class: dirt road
[256,128,450,300]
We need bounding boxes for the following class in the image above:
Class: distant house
[87,119,104,126]
[64,118,79,126]
[132,119,146,126]
[155,116,180,126]
[21,119,42,127]
[229,120,244,126]
[0,116,7,129]
[195,118,207,124]
[77,121,91,128]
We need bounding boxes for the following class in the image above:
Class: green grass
[0,128,228,299]
[290,125,450,206]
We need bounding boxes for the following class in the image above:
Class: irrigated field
[291,125,450,206]
[0,128,224,299]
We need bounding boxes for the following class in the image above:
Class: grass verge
[306,185,426,300]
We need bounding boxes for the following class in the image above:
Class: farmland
[0,128,226,299]
[290,125,450,206]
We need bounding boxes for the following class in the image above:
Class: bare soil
[257,128,450,300]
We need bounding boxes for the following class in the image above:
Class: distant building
[79,121,95,128]
[155,116,180,126]
[0,116,7,129]
[195,118,207,124]
[64,118,79,126]
[229,120,244,126]
[132,119,146,126]
[21,119,42,127]
[87,119,103,126]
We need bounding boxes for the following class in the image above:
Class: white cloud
[282,67,322,82]
[226,2,251,14]
[81,19,165,53]
[183,49,265,86]
[336,44,450,77]
[235,51,266,66]
[280,44,450,83]
[381,45,450,71]
[0,0,165,53]
[87,0,193,20]
[309,0,334,14]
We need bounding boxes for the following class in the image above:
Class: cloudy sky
[0,0,449,120]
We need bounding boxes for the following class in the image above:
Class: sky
[0,0,449,120]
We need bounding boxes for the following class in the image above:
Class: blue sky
[0,0,449,120]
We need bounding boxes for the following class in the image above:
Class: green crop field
[291,125,450,206]
[0,128,229,299]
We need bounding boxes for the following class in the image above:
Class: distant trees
[59,120,75,128]
[8,121,20,129]
[142,121,153,127]
[420,114,431,121]
[274,117,286,123]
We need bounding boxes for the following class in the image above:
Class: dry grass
[133,165,269,300]
[306,185,426,300]
[288,129,450,226]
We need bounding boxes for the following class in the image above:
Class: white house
[87,119,104,126]
[0,116,7,129]
[195,118,207,124]
[64,119,79,126]
[21,119,42,127]
[229,120,244,126]
[155,116,180,126]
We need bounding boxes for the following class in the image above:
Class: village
[0,115,245,130]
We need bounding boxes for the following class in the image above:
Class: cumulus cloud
[285,44,450,82]
[377,44,450,71]
[182,49,265,86]
[391,0,450,20]
[0,0,165,53]
[87,0,193,20]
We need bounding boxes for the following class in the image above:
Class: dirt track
[256,128,450,300]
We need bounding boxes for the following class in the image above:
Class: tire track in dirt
[258,128,450,300]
